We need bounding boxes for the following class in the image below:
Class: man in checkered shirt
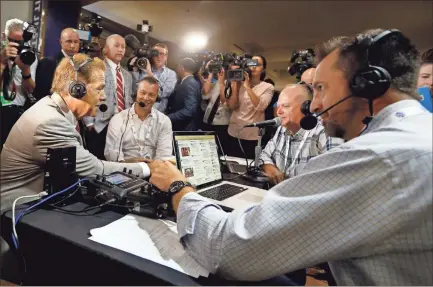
[150,28,432,285]
[260,83,344,185]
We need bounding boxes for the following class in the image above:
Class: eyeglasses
[156,52,167,56]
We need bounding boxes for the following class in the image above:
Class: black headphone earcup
[69,81,87,99]
[301,100,312,115]
[350,65,391,100]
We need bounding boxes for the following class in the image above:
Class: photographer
[128,43,177,114]
[199,60,232,151]
[1,18,37,148]
[226,55,274,158]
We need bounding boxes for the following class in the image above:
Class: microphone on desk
[244,117,282,128]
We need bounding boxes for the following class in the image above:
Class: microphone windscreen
[138,101,146,107]
[300,115,317,130]
[99,104,108,112]
[124,34,141,50]
[274,117,282,126]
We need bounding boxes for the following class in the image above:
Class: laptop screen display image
[174,134,222,188]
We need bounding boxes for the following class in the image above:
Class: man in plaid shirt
[260,83,343,185]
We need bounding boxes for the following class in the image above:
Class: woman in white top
[198,60,232,153]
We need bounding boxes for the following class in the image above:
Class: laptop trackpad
[237,193,263,203]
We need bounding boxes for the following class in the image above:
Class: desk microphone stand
[242,128,268,183]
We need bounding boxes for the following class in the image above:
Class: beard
[323,119,346,139]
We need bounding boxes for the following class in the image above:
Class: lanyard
[128,107,154,157]
[284,127,314,173]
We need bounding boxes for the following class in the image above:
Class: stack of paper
[89,214,210,278]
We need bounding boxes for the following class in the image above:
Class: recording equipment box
[87,169,174,219]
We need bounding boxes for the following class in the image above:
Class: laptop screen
[173,133,222,188]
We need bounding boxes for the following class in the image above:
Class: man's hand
[144,58,153,76]
[14,54,30,72]
[263,164,285,185]
[1,42,19,64]
[150,161,187,191]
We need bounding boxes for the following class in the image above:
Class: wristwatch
[168,181,193,197]
[22,73,31,80]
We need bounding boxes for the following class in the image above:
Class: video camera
[198,52,259,82]
[133,43,159,70]
[227,54,258,81]
[86,13,103,38]
[8,22,37,66]
[287,49,315,81]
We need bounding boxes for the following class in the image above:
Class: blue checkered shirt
[176,100,433,285]
[260,123,343,177]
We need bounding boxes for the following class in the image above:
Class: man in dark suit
[33,28,80,100]
[167,58,201,131]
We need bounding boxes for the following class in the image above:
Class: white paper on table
[88,214,210,278]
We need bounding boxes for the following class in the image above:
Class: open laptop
[172,131,266,210]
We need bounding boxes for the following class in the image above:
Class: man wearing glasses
[129,43,177,114]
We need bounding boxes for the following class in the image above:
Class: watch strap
[168,181,193,197]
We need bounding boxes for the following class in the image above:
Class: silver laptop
[173,131,266,210]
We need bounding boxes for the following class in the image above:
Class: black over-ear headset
[300,29,402,131]
[68,57,93,99]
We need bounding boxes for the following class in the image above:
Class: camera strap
[207,97,221,125]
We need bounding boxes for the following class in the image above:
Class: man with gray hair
[260,82,343,185]
[82,34,134,159]
[0,18,38,147]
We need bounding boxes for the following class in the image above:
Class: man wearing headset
[148,29,432,285]
[260,83,343,185]
[0,54,155,212]
[104,76,173,162]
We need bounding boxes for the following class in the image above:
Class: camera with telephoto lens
[226,54,258,81]
[8,22,37,66]
[134,43,159,70]
[287,49,315,81]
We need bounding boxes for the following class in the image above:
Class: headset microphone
[99,104,107,112]
[138,101,146,107]
[300,94,354,130]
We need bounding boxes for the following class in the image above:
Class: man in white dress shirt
[104,76,173,162]
[148,29,432,285]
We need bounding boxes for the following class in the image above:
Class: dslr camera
[226,54,258,82]
[287,49,315,80]
[8,22,37,66]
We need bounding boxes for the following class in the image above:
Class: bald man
[260,83,343,185]
[300,67,316,85]
[82,34,134,159]
[33,28,80,100]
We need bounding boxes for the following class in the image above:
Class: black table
[1,174,271,285]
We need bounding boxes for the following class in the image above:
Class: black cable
[48,198,116,214]
[117,108,131,162]
[49,186,80,206]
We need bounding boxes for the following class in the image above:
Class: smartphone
[418,86,432,113]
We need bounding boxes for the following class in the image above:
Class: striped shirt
[260,122,343,178]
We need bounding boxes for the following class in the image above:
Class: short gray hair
[4,18,24,37]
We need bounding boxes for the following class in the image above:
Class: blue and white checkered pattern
[176,100,433,285]
[260,123,343,177]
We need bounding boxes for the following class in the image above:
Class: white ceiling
[84,0,433,90]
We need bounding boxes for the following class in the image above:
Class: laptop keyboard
[199,184,248,201]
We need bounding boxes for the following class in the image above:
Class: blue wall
[43,0,81,58]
